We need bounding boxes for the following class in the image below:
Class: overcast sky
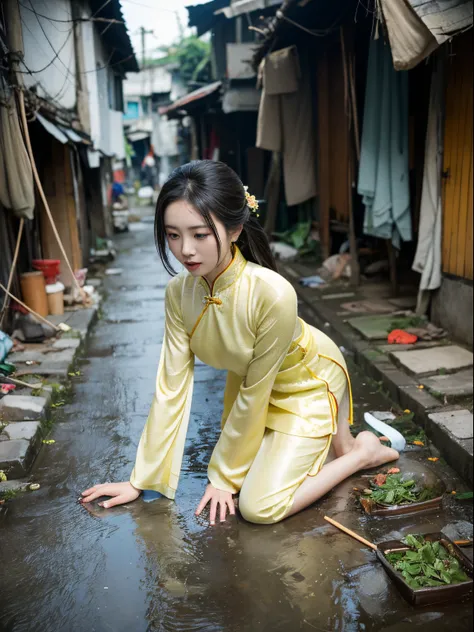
[120,0,211,60]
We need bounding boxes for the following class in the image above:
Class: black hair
[154,160,278,275]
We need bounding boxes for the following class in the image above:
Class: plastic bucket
[46,282,65,316]
[20,271,48,317]
[32,259,61,284]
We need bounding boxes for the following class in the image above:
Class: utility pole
[139,26,153,69]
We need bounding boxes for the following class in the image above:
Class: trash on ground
[105,268,123,276]
[270,242,298,260]
[0,331,13,362]
[137,186,154,199]
[388,329,418,344]
[29,483,40,491]
[299,275,326,288]
[1,383,16,394]
[405,323,447,341]
[453,492,473,501]
[321,253,352,280]
[364,412,406,452]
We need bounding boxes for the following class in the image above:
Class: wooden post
[340,27,361,286]
[263,152,281,236]
[317,52,331,260]
[387,240,398,297]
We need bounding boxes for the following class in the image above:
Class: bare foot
[353,431,399,469]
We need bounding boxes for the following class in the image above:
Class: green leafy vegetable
[362,473,438,506]
[385,535,471,589]
[454,491,473,500]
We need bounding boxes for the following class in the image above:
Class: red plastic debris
[0,384,16,395]
[374,473,387,486]
[387,329,418,344]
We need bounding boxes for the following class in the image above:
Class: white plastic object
[364,412,406,453]
[45,282,65,294]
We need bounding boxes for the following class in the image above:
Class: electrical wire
[276,10,341,37]
[18,18,74,77]
[16,15,76,109]
[17,4,136,78]
[27,0,73,75]
[18,2,125,26]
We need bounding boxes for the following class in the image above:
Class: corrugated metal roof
[159,81,222,115]
[89,0,139,73]
[219,0,282,19]
[186,0,230,36]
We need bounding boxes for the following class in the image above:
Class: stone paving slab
[47,312,73,325]
[52,338,81,350]
[64,308,97,335]
[12,348,75,377]
[0,395,48,421]
[387,296,417,309]
[341,299,396,314]
[0,479,32,495]
[422,369,473,397]
[2,421,42,442]
[377,340,450,353]
[0,439,31,478]
[348,314,413,340]
[428,409,473,440]
[390,345,473,376]
[321,292,356,300]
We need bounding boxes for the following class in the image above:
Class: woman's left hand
[195,483,235,525]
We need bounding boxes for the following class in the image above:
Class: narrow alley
[0,215,472,632]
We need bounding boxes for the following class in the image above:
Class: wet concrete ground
[0,215,472,632]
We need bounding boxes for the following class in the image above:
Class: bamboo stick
[324,515,378,551]
[0,218,24,328]
[1,376,43,390]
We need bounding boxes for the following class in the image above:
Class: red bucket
[32,259,61,284]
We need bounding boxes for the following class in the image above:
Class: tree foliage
[147,36,211,86]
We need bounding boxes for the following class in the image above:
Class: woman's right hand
[80,481,141,508]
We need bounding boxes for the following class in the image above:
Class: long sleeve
[207,278,298,493]
[130,279,194,499]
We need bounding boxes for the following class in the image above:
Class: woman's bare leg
[328,390,355,458]
[286,386,399,520]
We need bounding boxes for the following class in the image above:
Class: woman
[81,161,398,524]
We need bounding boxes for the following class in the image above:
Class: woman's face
[164,200,241,283]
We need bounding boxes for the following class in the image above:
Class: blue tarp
[0,331,13,363]
[357,37,412,248]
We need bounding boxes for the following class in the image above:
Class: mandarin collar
[199,244,247,295]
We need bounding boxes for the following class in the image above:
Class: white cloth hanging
[412,55,445,311]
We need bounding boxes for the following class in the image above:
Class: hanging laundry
[412,54,445,314]
[357,37,412,248]
[256,46,317,207]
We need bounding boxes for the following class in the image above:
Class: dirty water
[0,218,472,632]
